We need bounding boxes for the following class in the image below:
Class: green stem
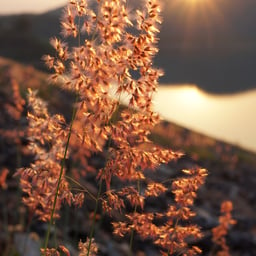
[43,95,78,252]
[129,221,136,254]
[87,178,103,256]
[129,180,141,254]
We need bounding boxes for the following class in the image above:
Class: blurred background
[1,1,256,255]
[0,0,255,152]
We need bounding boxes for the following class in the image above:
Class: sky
[0,1,67,15]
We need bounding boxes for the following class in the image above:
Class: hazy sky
[0,0,67,15]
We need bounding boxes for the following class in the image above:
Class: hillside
[1,57,256,255]
[0,0,256,93]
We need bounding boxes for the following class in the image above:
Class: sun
[181,0,213,6]
[166,0,224,49]
[184,0,207,3]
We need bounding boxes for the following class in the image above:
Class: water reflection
[154,85,256,153]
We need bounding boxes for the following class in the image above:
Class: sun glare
[178,85,205,107]
[166,0,224,49]
[184,0,206,4]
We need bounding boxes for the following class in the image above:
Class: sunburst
[165,0,225,49]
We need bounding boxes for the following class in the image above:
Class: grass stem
[86,178,103,256]
[43,95,78,253]
[129,180,141,254]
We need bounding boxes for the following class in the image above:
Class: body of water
[154,85,256,153]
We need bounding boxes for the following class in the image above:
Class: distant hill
[0,9,61,71]
[0,0,256,93]
[158,0,256,93]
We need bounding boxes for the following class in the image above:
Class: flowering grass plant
[11,0,237,255]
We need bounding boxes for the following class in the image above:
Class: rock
[14,232,40,256]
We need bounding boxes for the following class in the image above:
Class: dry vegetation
[2,0,256,255]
